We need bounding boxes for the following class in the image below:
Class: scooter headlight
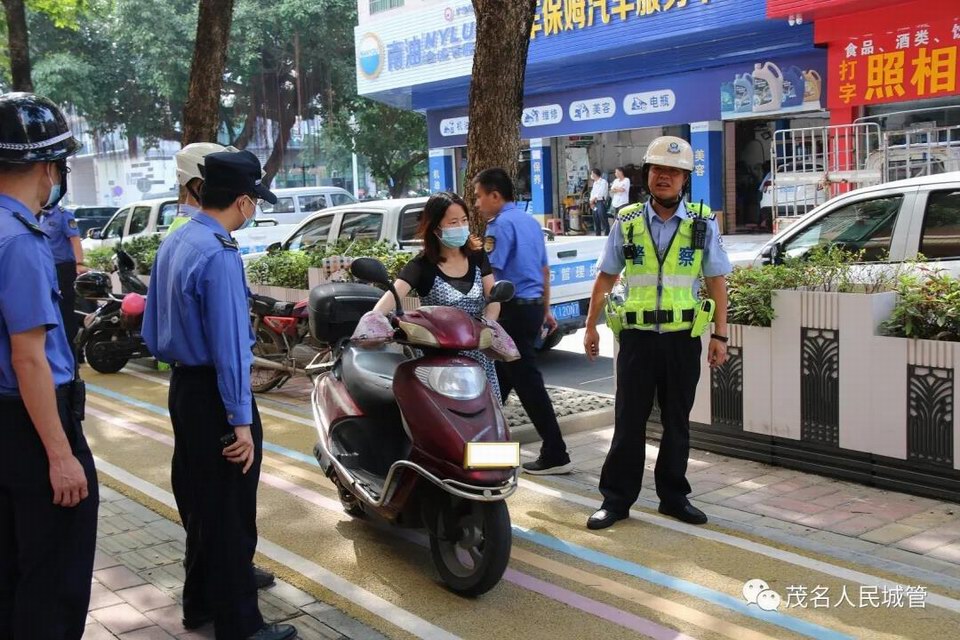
[415,365,486,400]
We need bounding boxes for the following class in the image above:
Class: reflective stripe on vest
[625,274,698,289]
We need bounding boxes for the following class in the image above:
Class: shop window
[781,195,904,261]
[369,0,403,14]
[920,189,960,260]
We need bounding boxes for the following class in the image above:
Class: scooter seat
[341,344,407,414]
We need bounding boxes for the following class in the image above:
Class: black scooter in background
[74,248,151,374]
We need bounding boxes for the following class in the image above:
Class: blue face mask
[45,163,67,209]
[238,197,255,231]
[440,225,470,248]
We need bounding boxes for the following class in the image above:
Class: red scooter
[249,294,331,393]
[308,257,520,596]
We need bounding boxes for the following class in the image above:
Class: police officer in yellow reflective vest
[583,136,731,530]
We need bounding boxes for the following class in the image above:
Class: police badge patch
[484,235,495,253]
[68,218,78,229]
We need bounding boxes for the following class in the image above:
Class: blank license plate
[464,442,520,469]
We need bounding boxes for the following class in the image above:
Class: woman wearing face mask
[373,191,502,401]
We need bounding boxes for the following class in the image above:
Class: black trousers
[0,386,98,640]
[169,367,264,640]
[599,329,702,513]
[55,262,78,350]
[495,302,568,461]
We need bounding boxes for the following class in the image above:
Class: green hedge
[727,247,908,327]
[84,235,162,275]
[246,239,413,290]
[882,269,960,342]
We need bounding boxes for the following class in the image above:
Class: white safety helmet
[175,142,239,186]
[642,136,694,172]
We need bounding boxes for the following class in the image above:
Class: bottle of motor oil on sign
[753,62,783,113]
[734,73,753,113]
[781,66,805,108]
[721,79,735,113]
[803,70,822,104]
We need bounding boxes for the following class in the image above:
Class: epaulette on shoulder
[13,212,46,236]
[215,233,239,251]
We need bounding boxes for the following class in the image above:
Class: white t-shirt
[611,177,631,208]
[590,177,609,203]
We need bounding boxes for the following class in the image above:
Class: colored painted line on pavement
[86,405,744,640]
[91,453,460,640]
[514,526,852,640]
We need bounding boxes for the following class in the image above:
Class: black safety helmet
[74,271,113,300]
[0,92,81,164]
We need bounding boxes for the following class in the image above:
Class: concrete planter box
[678,287,960,500]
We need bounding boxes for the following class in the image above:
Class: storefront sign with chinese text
[828,19,959,109]
[531,0,711,39]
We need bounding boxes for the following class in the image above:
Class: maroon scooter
[308,257,520,596]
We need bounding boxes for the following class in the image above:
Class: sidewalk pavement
[532,426,960,590]
[85,485,387,640]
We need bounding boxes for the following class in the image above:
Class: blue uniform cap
[201,150,277,205]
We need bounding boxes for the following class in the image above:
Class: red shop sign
[827,19,960,109]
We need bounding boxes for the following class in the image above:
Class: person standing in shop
[589,168,610,236]
[610,167,631,218]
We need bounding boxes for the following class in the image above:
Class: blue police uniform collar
[489,201,523,222]
[192,211,232,236]
[645,200,689,224]
[0,194,38,219]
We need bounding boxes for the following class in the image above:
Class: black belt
[624,309,695,325]
[171,363,216,373]
[509,297,544,306]
[0,382,75,403]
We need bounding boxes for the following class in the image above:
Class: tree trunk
[262,89,297,186]
[388,151,428,198]
[231,96,258,149]
[181,0,235,145]
[465,0,536,225]
[2,0,33,92]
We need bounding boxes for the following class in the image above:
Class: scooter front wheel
[251,326,287,393]
[428,498,511,597]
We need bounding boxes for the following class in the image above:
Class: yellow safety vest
[611,201,711,333]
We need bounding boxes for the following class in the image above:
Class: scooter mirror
[350,257,390,286]
[115,249,136,272]
[488,280,515,304]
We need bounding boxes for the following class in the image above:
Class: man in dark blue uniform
[0,92,98,640]
[142,150,295,640]
[473,168,571,475]
[40,203,85,349]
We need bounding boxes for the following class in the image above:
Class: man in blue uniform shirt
[143,150,296,640]
[474,168,571,475]
[41,203,85,347]
[0,92,98,640]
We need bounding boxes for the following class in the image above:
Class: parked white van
[257,187,357,225]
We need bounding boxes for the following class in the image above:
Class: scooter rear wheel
[84,329,129,374]
[428,498,511,597]
[251,326,286,393]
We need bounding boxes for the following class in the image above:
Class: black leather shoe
[247,623,298,640]
[255,565,276,589]
[587,508,627,530]
[182,611,213,630]
[658,502,708,525]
